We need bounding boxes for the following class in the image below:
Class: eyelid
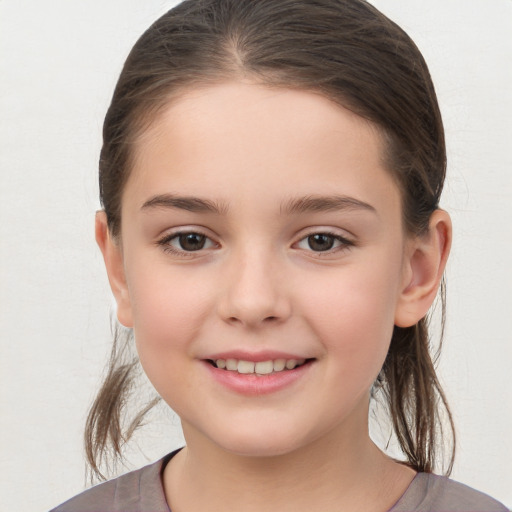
[155,226,355,258]
[156,227,219,257]
[293,228,356,255]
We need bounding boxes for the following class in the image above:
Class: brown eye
[295,232,354,254]
[158,231,216,255]
[178,233,207,251]
[307,234,335,251]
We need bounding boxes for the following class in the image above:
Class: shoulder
[391,472,509,512]
[49,453,175,512]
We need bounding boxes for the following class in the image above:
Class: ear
[95,211,134,328]
[394,209,452,328]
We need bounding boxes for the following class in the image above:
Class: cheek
[298,255,402,370]
[126,267,217,409]
[126,265,214,362]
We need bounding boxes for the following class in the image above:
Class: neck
[163,411,415,512]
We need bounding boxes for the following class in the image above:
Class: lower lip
[202,360,313,396]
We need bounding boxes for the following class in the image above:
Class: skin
[97,82,451,512]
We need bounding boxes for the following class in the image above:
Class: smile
[204,356,314,395]
[209,358,308,375]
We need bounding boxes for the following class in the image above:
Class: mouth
[206,358,314,376]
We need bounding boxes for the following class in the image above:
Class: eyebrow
[281,195,377,215]
[140,193,377,216]
[141,194,228,214]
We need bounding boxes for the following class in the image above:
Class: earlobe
[394,210,452,328]
[95,211,134,328]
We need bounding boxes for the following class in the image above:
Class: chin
[204,423,315,459]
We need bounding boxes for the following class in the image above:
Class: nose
[216,247,292,328]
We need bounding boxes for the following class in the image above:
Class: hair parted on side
[87,0,455,480]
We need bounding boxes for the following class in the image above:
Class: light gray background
[1,1,511,510]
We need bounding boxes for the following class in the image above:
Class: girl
[51,0,508,510]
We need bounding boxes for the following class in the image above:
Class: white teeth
[273,359,286,371]
[226,359,238,371]
[213,358,308,374]
[284,358,306,369]
[285,359,298,370]
[255,361,274,375]
[237,360,255,374]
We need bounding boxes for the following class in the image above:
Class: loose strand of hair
[84,323,160,483]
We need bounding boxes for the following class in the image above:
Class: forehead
[124,82,400,219]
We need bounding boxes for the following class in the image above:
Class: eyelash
[157,229,354,258]
[294,231,355,256]
[157,231,217,258]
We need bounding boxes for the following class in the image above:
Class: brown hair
[86,0,455,480]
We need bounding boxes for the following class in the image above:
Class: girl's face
[110,82,416,457]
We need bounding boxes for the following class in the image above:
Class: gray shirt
[51,451,508,512]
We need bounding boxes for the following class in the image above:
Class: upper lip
[203,350,313,362]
